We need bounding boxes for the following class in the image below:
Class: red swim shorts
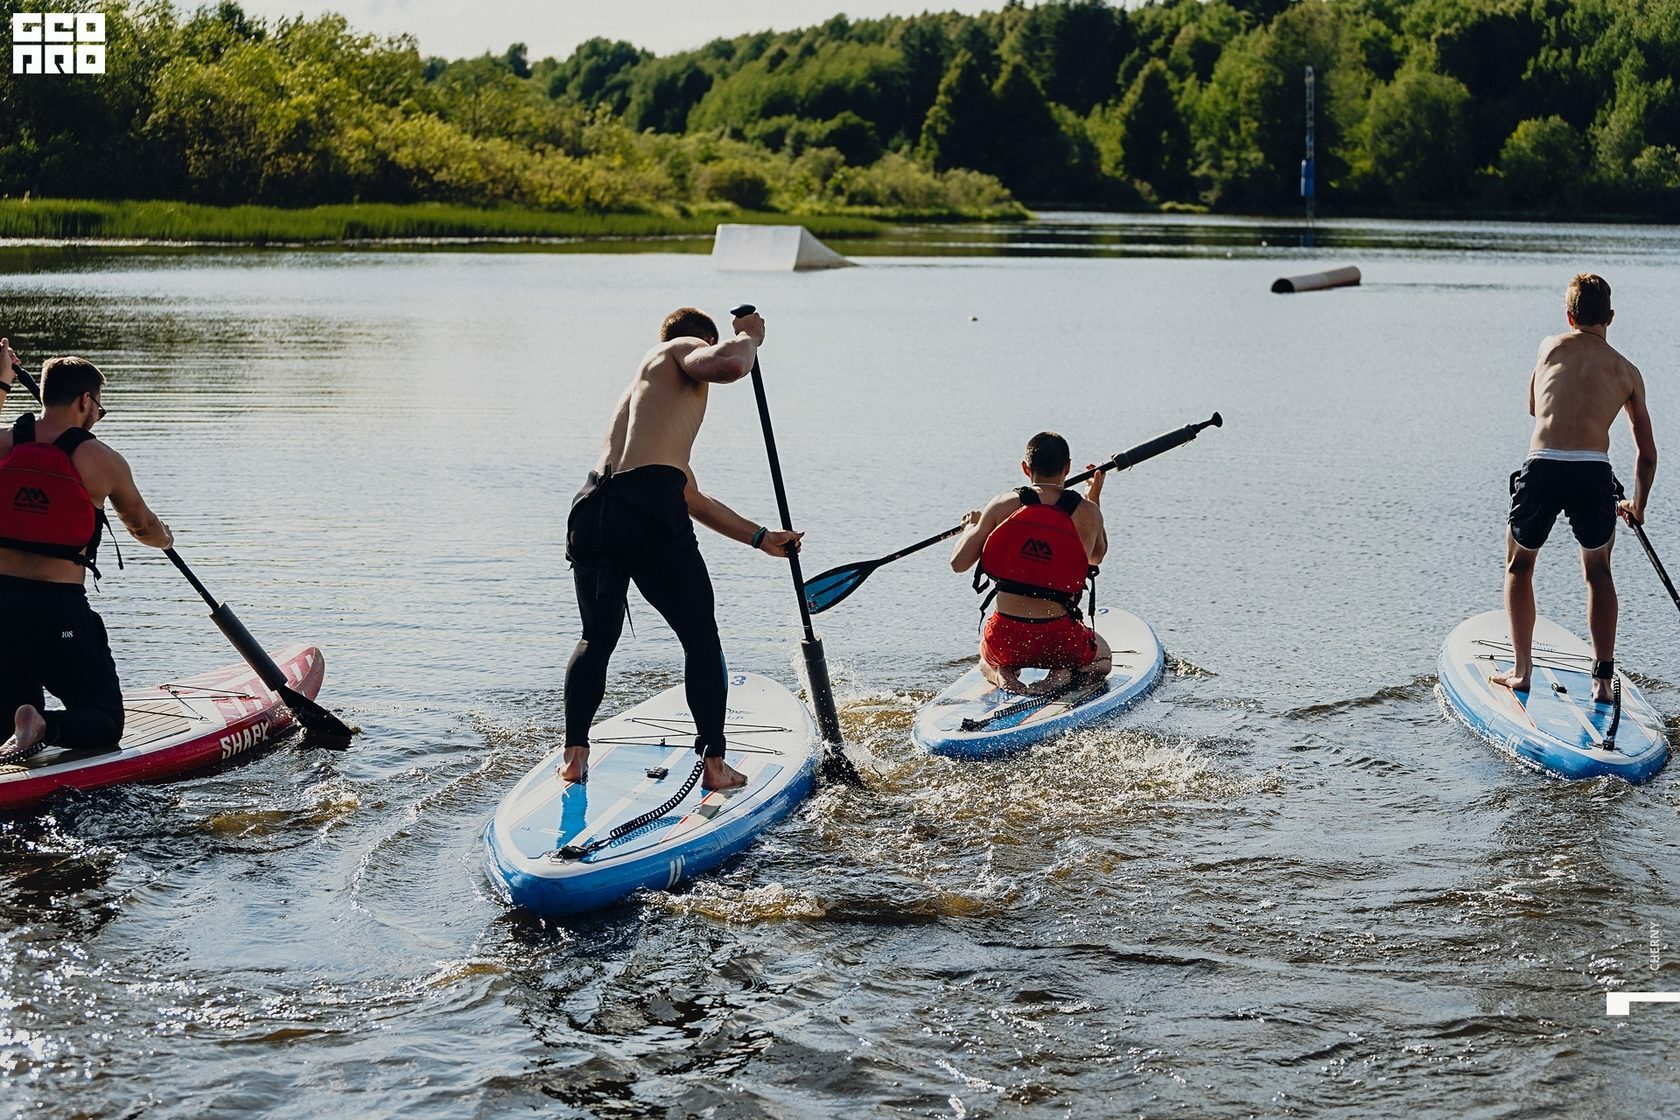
[980,612,1099,671]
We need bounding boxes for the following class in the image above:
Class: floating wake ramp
[712,224,853,271]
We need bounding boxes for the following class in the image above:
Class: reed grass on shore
[0,199,892,244]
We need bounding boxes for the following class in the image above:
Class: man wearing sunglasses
[0,340,174,761]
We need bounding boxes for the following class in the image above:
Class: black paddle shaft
[9,357,354,740]
[730,305,847,750]
[1067,412,1223,486]
[1631,520,1680,613]
[732,312,817,640]
[164,548,286,691]
[800,411,1224,614]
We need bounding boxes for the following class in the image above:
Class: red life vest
[977,487,1092,612]
[0,413,103,570]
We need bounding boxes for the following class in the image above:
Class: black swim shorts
[1508,457,1619,550]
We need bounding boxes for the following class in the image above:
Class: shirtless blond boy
[1490,274,1658,702]
[561,308,802,790]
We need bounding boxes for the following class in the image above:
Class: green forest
[2,0,1676,225]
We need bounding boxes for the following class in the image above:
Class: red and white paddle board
[0,643,325,811]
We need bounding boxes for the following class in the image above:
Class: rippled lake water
[3,215,1679,1118]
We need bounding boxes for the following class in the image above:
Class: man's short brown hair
[40,356,105,406]
[1026,431,1071,476]
[1567,273,1613,326]
[660,307,718,344]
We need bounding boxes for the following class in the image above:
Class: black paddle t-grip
[1108,413,1222,473]
[730,304,756,317]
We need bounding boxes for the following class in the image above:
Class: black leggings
[0,575,125,749]
[564,466,728,757]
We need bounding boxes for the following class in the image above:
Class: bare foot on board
[701,757,748,791]
[6,705,47,761]
[559,745,589,783]
[1026,668,1075,696]
[1488,669,1531,693]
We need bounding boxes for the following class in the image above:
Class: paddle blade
[281,684,357,742]
[209,604,357,740]
[820,751,858,785]
[802,563,874,615]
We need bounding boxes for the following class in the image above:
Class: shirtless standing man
[0,340,174,758]
[1490,274,1658,702]
[562,307,802,791]
[950,432,1113,696]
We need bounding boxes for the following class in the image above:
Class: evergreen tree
[989,61,1069,198]
[1117,59,1192,199]
[918,50,996,172]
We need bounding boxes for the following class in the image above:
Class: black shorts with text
[1508,458,1618,551]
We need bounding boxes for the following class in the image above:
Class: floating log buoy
[1271,265,1360,293]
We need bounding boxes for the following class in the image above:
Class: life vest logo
[11,487,49,514]
[1019,538,1054,564]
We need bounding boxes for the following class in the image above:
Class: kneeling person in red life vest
[0,342,174,760]
[950,432,1112,695]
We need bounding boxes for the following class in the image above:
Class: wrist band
[750,526,768,549]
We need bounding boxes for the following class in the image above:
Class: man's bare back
[1529,330,1645,454]
[598,311,766,477]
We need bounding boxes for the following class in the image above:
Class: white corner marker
[1606,992,1680,1016]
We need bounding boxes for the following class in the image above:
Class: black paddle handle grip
[1066,412,1222,486]
[1110,412,1222,472]
[9,360,42,400]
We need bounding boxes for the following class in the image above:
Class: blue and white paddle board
[912,606,1165,759]
[1438,610,1669,783]
[484,673,817,917]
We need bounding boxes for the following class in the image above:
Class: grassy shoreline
[9,197,1654,250]
[0,199,910,245]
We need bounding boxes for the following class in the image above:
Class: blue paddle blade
[803,564,871,614]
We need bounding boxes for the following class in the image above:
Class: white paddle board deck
[1439,611,1669,783]
[484,672,817,917]
[912,606,1165,759]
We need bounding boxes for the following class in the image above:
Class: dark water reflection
[2,215,1679,1117]
[839,212,1680,261]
